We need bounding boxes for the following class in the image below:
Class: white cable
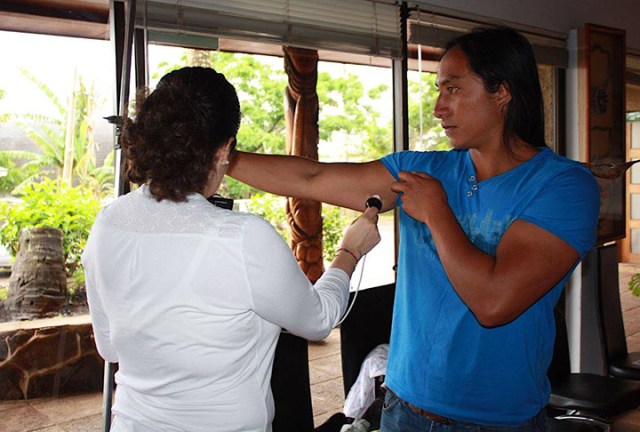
[335,195,381,327]
[335,253,367,327]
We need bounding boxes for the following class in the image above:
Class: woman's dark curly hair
[121,67,240,202]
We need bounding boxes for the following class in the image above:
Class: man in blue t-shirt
[229,26,599,431]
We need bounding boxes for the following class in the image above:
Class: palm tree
[0,68,113,198]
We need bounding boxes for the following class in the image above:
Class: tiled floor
[308,330,345,426]
[3,263,640,432]
[0,329,345,432]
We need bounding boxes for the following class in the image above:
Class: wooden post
[283,47,324,283]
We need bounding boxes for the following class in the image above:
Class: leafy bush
[629,273,640,297]
[245,193,350,262]
[245,192,290,240]
[0,178,101,280]
[0,152,41,195]
[322,204,350,261]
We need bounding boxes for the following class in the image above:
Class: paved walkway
[308,330,344,426]
[2,263,640,431]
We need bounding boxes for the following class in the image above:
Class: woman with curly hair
[82,67,380,432]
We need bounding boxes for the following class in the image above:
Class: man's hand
[390,171,449,225]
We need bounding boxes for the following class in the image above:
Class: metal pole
[113,0,137,198]
[102,362,116,432]
[392,2,409,270]
[104,1,136,430]
[392,1,409,154]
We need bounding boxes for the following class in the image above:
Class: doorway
[620,77,640,262]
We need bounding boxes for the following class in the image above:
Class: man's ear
[495,82,512,111]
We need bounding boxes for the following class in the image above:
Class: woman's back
[83,186,283,431]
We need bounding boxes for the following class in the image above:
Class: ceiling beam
[0,0,109,39]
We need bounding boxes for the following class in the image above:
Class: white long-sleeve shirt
[82,185,350,432]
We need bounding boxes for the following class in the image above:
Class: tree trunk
[6,227,67,319]
[62,70,78,185]
[187,49,212,67]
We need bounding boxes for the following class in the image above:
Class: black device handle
[207,194,234,210]
[365,196,382,211]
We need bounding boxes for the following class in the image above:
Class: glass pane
[0,28,112,417]
[627,80,640,112]
[632,194,640,220]
[632,229,640,254]
[632,163,640,184]
[633,122,640,149]
[0,30,114,325]
[317,61,395,289]
[407,69,449,152]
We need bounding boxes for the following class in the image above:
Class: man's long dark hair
[444,26,546,151]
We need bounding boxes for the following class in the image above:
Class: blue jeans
[380,391,549,432]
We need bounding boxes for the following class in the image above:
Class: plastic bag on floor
[340,418,370,432]
[343,344,389,419]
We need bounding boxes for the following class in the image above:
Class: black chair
[548,293,640,431]
[597,257,640,380]
[339,283,395,396]
[548,416,603,432]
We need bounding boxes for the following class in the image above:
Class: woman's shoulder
[196,207,284,242]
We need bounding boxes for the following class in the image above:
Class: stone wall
[0,315,103,400]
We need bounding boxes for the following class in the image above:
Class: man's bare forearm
[228,151,397,211]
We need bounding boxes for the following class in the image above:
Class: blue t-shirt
[380,147,599,426]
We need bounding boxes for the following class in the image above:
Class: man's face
[434,48,509,152]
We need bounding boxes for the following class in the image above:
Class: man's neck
[470,140,539,181]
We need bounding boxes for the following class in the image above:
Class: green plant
[408,71,450,151]
[245,193,350,262]
[0,68,113,198]
[629,273,640,297]
[0,286,7,301]
[0,177,101,280]
[245,192,290,240]
[322,204,350,261]
[0,152,40,194]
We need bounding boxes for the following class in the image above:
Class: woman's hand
[339,206,381,260]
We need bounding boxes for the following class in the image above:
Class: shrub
[0,178,101,281]
[245,193,350,263]
[629,273,640,297]
[245,192,290,240]
[322,204,350,261]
